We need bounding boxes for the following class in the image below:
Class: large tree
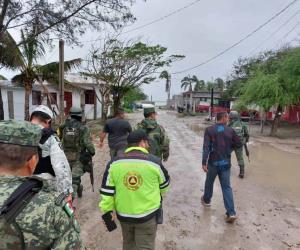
[84,39,184,114]
[0,0,136,47]
[238,47,300,136]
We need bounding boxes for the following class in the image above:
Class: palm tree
[192,76,206,91]
[0,31,24,120]
[12,29,81,120]
[159,70,171,107]
[181,75,194,91]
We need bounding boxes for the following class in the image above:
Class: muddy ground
[78,110,300,250]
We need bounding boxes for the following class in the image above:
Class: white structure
[0,75,104,120]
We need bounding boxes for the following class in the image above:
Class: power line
[120,0,202,35]
[248,9,300,55]
[80,0,202,44]
[172,0,299,75]
[280,19,300,40]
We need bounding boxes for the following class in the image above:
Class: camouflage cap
[69,107,82,117]
[229,111,239,119]
[144,107,156,116]
[0,120,42,147]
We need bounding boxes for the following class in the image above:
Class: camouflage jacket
[135,119,170,160]
[0,176,84,250]
[37,133,73,194]
[59,118,95,162]
[228,119,249,144]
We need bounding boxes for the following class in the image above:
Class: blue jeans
[203,164,236,216]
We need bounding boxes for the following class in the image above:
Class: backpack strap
[0,178,43,223]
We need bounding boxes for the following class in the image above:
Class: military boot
[77,184,83,198]
[239,167,245,179]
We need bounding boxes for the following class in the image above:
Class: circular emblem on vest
[123,171,143,191]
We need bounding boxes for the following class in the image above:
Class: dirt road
[78,111,300,250]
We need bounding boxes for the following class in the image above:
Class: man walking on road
[228,111,250,178]
[201,112,242,223]
[99,107,132,159]
[59,107,95,199]
[136,107,170,161]
[99,129,170,250]
[30,105,73,196]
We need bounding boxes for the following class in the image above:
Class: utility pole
[59,39,64,123]
[210,87,214,120]
[167,76,171,109]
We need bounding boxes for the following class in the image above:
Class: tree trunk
[0,88,4,120]
[101,92,110,120]
[270,106,282,136]
[24,84,31,121]
[260,109,264,134]
[113,94,122,116]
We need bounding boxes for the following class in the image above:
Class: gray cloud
[1,0,300,103]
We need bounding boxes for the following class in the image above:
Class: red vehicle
[212,106,230,114]
[195,104,210,112]
[195,104,230,114]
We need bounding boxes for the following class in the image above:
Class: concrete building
[0,75,105,120]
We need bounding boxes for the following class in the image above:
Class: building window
[32,91,41,105]
[49,92,57,105]
[85,90,95,105]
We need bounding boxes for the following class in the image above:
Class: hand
[66,194,72,203]
[202,165,208,172]
[98,141,104,148]
[111,211,116,221]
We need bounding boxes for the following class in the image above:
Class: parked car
[196,104,210,113]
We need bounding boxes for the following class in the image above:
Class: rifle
[90,161,94,192]
[80,150,94,192]
[244,143,250,163]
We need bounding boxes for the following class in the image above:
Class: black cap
[127,130,149,144]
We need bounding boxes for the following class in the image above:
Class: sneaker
[201,196,211,207]
[225,214,237,223]
[239,169,244,179]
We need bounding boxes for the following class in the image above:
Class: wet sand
[78,111,300,250]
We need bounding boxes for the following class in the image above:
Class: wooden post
[7,91,14,119]
[167,76,171,109]
[210,88,214,120]
[59,40,64,123]
[94,90,97,120]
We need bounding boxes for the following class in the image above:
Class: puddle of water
[245,143,300,204]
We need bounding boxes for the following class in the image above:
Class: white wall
[84,88,102,119]
[2,87,104,121]
[2,88,26,120]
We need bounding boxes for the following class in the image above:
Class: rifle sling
[0,179,43,223]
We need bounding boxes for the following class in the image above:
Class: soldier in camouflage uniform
[228,111,250,178]
[0,120,83,249]
[59,107,95,199]
[135,107,170,161]
[30,105,73,195]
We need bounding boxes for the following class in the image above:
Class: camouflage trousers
[69,160,84,199]
[233,147,245,171]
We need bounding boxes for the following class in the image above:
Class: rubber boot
[77,184,83,198]
[239,167,245,179]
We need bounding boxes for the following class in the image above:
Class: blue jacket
[202,124,242,167]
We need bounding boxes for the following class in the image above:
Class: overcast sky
[2,0,300,102]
